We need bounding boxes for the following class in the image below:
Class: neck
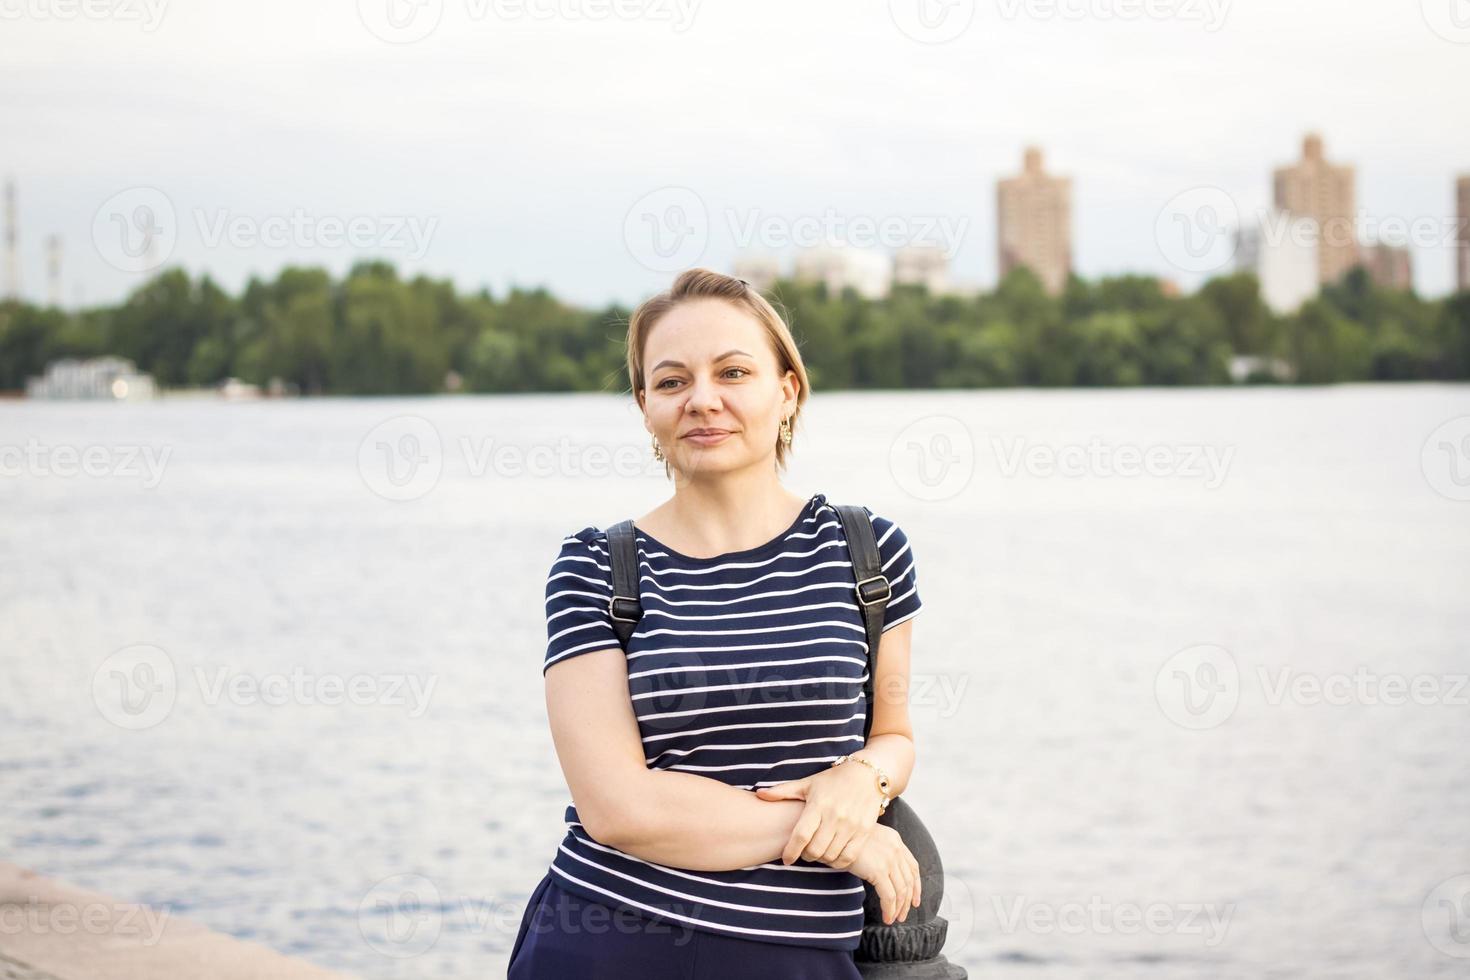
[663,471,809,556]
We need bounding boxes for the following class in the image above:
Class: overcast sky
[4,0,1469,309]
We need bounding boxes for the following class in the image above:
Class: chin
[676,445,749,474]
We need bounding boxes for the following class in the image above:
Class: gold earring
[779,415,793,448]
[651,434,665,462]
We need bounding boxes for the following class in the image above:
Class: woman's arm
[544,618,920,872]
[612,769,810,870]
[545,646,809,872]
[849,617,919,799]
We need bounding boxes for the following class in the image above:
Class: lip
[682,429,733,445]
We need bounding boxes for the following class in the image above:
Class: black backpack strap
[605,519,642,650]
[833,503,891,742]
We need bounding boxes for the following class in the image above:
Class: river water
[2,384,1468,978]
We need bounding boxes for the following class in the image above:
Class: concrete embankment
[0,863,358,980]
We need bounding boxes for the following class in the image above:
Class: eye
[656,367,748,389]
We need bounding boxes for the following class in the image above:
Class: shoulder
[820,497,904,536]
[561,525,608,550]
[821,498,917,562]
[857,505,912,549]
[851,506,924,629]
[547,526,611,581]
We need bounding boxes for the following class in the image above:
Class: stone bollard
[853,798,968,979]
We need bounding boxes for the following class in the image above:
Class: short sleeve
[543,527,623,674]
[863,508,923,633]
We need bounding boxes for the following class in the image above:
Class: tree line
[2,260,1468,394]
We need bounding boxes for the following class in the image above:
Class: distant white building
[26,357,157,401]
[218,377,262,400]
[792,246,892,300]
[732,253,782,293]
[893,244,951,294]
[1235,208,1319,315]
[1228,354,1294,383]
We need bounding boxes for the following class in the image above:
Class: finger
[832,833,864,871]
[783,812,819,865]
[820,828,850,865]
[896,859,913,918]
[875,873,894,925]
[805,823,837,864]
[882,871,901,925]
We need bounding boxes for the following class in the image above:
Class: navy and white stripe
[539,491,922,951]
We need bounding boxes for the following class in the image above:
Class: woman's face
[639,298,797,479]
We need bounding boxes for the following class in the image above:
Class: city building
[1235,208,1319,315]
[997,146,1072,296]
[1273,133,1358,287]
[732,253,782,293]
[791,245,891,300]
[26,357,157,400]
[1228,355,1294,383]
[1457,174,1470,293]
[1361,241,1413,291]
[893,244,951,294]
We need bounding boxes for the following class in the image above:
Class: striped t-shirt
[539,491,923,951]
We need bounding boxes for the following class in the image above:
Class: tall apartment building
[1458,174,1470,293]
[1273,133,1358,287]
[1362,242,1413,291]
[997,146,1072,296]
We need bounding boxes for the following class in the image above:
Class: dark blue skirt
[507,872,863,980]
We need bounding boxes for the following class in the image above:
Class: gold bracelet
[831,754,891,814]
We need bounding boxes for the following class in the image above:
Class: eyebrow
[650,349,753,373]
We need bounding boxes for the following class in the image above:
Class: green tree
[1198,272,1274,355]
[1287,299,1371,383]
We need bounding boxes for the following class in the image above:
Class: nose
[684,370,723,414]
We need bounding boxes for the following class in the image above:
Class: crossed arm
[542,619,917,873]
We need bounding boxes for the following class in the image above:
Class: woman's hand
[756,761,886,869]
[755,765,922,924]
[846,823,923,925]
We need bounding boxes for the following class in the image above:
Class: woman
[509,268,926,979]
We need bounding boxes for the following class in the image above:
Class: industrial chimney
[4,178,17,301]
[47,234,62,308]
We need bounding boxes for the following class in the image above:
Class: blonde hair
[627,268,810,474]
